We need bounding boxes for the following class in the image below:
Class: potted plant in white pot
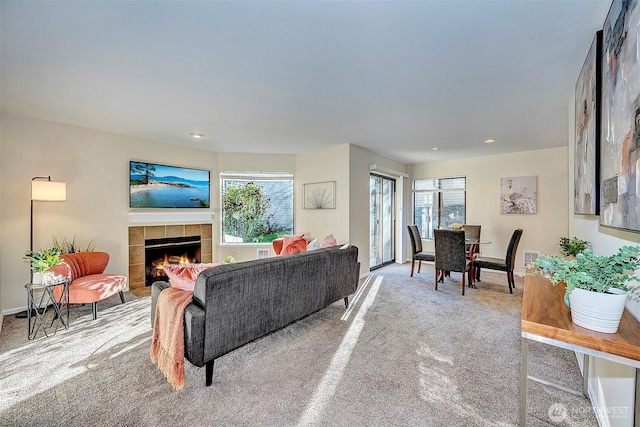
[558,236,590,257]
[530,246,640,333]
[23,246,62,284]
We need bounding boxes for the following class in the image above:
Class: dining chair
[407,225,435,277]
[434,229,474,295]
[473,228,523,294]
[463,224,481,257]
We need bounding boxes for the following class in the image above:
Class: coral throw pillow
[163,263,222,291]
[281,238,308,255]
[282,234,303,247]
[321,234,337,248]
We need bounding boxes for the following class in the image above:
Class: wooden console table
[520,273,640,426]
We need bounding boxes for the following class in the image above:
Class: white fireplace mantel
[128,211,214,225]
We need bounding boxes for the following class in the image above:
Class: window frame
[411,176,466,240]
[220,172,295,245]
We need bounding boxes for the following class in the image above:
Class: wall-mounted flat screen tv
[129,161,210,208]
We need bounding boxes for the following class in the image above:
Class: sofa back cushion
[50,252,109,281]
[192,246,359,362]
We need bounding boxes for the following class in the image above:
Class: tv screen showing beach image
[129,161,210,208]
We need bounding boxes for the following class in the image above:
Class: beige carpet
[0,263,597,426]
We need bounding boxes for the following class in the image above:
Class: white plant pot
[32,271,43,285]
[569,287,628,334]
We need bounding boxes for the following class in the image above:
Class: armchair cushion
[68,274,128,304]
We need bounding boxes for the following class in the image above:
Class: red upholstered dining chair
[407,225,435,277]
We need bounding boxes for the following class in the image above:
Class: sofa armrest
[184,302,206,367]
[150,281,171,325]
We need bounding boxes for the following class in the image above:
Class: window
[221,172,294,244]
[412,177,466,240]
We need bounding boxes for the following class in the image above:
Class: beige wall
[567,97,639,427]
[349,145,408,274]
[216,152,296,262]
[1,114,407,312]
[409,147,569,275]
[0,109,3,329]
[0,114,219,312]
[296,144,350,244]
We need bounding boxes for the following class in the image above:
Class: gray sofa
[151,245,360,386]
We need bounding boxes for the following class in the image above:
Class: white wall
[0,107,3,330]
[216,152,296,262]
[295,143,410,278]
[1,114,411,312]
[349,145,409,275]
[296,144,350,245]
[409,147,569,275]
[568,96,639,427]
[0,114,219,312]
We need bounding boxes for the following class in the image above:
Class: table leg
[27,287,49,340]
[26,289,32,340]
[520,337,528,427]
[583,354,589,398]
[634,368,639,427]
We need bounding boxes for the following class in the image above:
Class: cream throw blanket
[150,287,193,390]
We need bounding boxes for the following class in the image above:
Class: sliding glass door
[370,174,395,270]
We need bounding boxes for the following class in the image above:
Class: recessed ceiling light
[189,132,205,139]
[431,147,440,151]
[484,139,496,144]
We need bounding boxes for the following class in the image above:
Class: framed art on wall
[303,181,336,209]
[500,176,536,214]
[574,30,602,215]
[600,0,640,231]
[129,161,210,208]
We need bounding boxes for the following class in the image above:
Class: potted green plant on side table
[23,246,62,284]
[558,236,590,257]
[530,246,640,333]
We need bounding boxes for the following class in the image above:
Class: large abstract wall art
[600,0,640,231]
[574,31,602,215]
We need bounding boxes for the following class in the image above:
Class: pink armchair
[51,252,127,320]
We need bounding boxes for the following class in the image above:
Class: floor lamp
[30,176,67,273]
[17,176,67,319]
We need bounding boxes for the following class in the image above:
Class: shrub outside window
[221,173,294,244]
[412,177,466,240]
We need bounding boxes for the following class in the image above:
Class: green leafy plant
[223,256,236,264]
[530,246,640,299]
[222,182,288,243]
[558,236,590,257]
[51,235,97,254]
[23,247,62,272]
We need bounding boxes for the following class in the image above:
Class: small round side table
[25,278,70,340]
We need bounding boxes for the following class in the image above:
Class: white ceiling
[1,0,612,164]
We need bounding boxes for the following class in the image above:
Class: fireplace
[144,235,201,286]
[128,223,213,294]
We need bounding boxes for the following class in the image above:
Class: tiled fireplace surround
[128,223,213,293]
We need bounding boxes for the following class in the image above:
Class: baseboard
[2,305,29,316]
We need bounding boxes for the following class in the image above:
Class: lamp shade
[32,180,66,201]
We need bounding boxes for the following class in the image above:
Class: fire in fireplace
[145,236,201,286]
